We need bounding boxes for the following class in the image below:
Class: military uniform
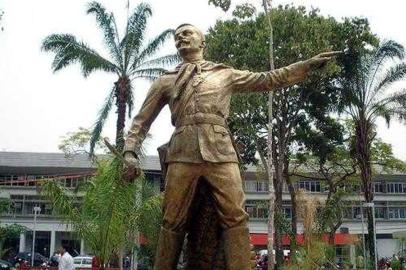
[124,60,310,270]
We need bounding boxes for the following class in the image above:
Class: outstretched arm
[122,78,167,181]
[231,51,341,93]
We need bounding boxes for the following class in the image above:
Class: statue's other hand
[122,152,141,183]
[307,51,342,70]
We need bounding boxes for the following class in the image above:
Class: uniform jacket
[123,60,310,163]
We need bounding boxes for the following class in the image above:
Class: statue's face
[174,25,205,55]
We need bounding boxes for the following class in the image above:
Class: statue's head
[175,24,205,59]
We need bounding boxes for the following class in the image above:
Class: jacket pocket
[213,125,235,155]
[168,126,186,156]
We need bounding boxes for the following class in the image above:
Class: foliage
[208,0,231,12]
[206,5,348,166]
[42,1,180,153]
[282,193,336,270]
[0,198,9,215]
[58,127,108,159]
[0,197,26,258]
[391,258,402,270]
[338,38,406,263]
[371,139,406,173]
[232,3,256,20]
[40,159,162,268]
[205,6,369,264]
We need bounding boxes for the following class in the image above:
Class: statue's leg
[154,163,200,270]
[203,162,251,270]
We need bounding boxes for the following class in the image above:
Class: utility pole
[31,206,41,267]
[262,0,275,269]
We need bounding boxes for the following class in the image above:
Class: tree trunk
[274,155,284,267]
[262,1,275,269]
[355,118,375,265]
[285,164,297,255]
[115,76,130,151]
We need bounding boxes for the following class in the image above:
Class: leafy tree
[208,0,231,12]
[337,39,406,262]
[0,196,26,258]
[291,116,352,238]
[42,1,179,153]
[206,5,352,264]
[41,159,162,269]
[58,127,108,159]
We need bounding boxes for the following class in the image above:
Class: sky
[0,0,406,160]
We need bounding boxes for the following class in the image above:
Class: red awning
[250,233,359,246]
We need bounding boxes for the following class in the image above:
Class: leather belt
[176,113,226,128]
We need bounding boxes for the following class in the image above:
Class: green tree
[338,39,406,263]
[58,127,108,159]
[206,6,350,264]
[42,1,179,153]
[0,196,26,258]
[41,159,162,269]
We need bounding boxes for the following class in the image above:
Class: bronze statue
[122,23,340,270]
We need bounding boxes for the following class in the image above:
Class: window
[244,200,268,219]
[387,182,406,193]
[297,180,321,193]
[243,181,268,193]
[374,207,386,219]
[388,208,406,219]
[373,182,384,193]
[283,207,292,219]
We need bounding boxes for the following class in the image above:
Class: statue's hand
[122,152,141,182]
[306,51,342,70]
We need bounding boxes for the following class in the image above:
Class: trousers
[154,162,252,270]
[162,162,249,231]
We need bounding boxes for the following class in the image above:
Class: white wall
[377,239,398,259]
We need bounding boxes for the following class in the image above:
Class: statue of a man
[122,23,339,270]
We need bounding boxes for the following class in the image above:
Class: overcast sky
[1,0,406,160]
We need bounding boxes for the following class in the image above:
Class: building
[0,152,162,257]
[1,151,406,260]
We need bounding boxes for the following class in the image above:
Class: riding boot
[223,226,251,270]
[153,227,185,270]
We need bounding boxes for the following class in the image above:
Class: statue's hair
[175,23,205,41]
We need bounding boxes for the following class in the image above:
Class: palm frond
[367,40,405,93]
[368,90,406,126]
[134,54,181,70]
[90,86,115,154]
[374,40,405,62]
[40,180,80,223]
[373,63,406,94]
[87,1,122,66]
[132,75,160,82]
[134,29,174,67]
[122,2,152,70]
[42,34,118,77]
[131,68,166,79]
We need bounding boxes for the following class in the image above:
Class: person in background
[91,256,100,270]
[58,245,74,270]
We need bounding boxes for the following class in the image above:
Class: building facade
[1,152,406,260]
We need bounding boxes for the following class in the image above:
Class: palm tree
[41,160,162,269]
[339,40,406,263]
[42,1,179,153]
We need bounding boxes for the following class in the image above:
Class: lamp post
[31,206,41,267]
